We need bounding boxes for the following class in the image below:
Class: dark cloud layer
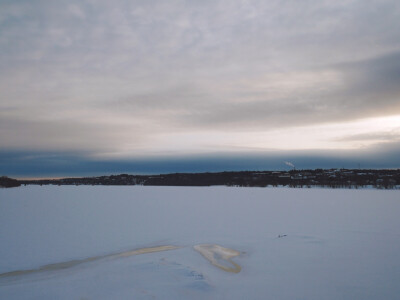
[3,142,400,178]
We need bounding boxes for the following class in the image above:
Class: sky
[1,0,400,177]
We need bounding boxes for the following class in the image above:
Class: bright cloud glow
[126,115,400,157]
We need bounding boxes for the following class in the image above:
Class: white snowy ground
[1,186,400,299]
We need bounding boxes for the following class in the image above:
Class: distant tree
[0,176,21,188]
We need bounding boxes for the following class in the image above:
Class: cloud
[337,128,400,143]
[0,116,147,153]
[165,50,400,130]
[1,0,400,158]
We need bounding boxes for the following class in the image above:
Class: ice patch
[193,244,242,273]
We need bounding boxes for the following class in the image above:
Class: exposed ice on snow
[0,245,181,280]
[193,244,241,273]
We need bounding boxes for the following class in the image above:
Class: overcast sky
[1,0,400,175]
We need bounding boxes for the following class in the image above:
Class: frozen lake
[1,186,400,299]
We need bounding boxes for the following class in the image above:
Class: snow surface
[1,186,400,299]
